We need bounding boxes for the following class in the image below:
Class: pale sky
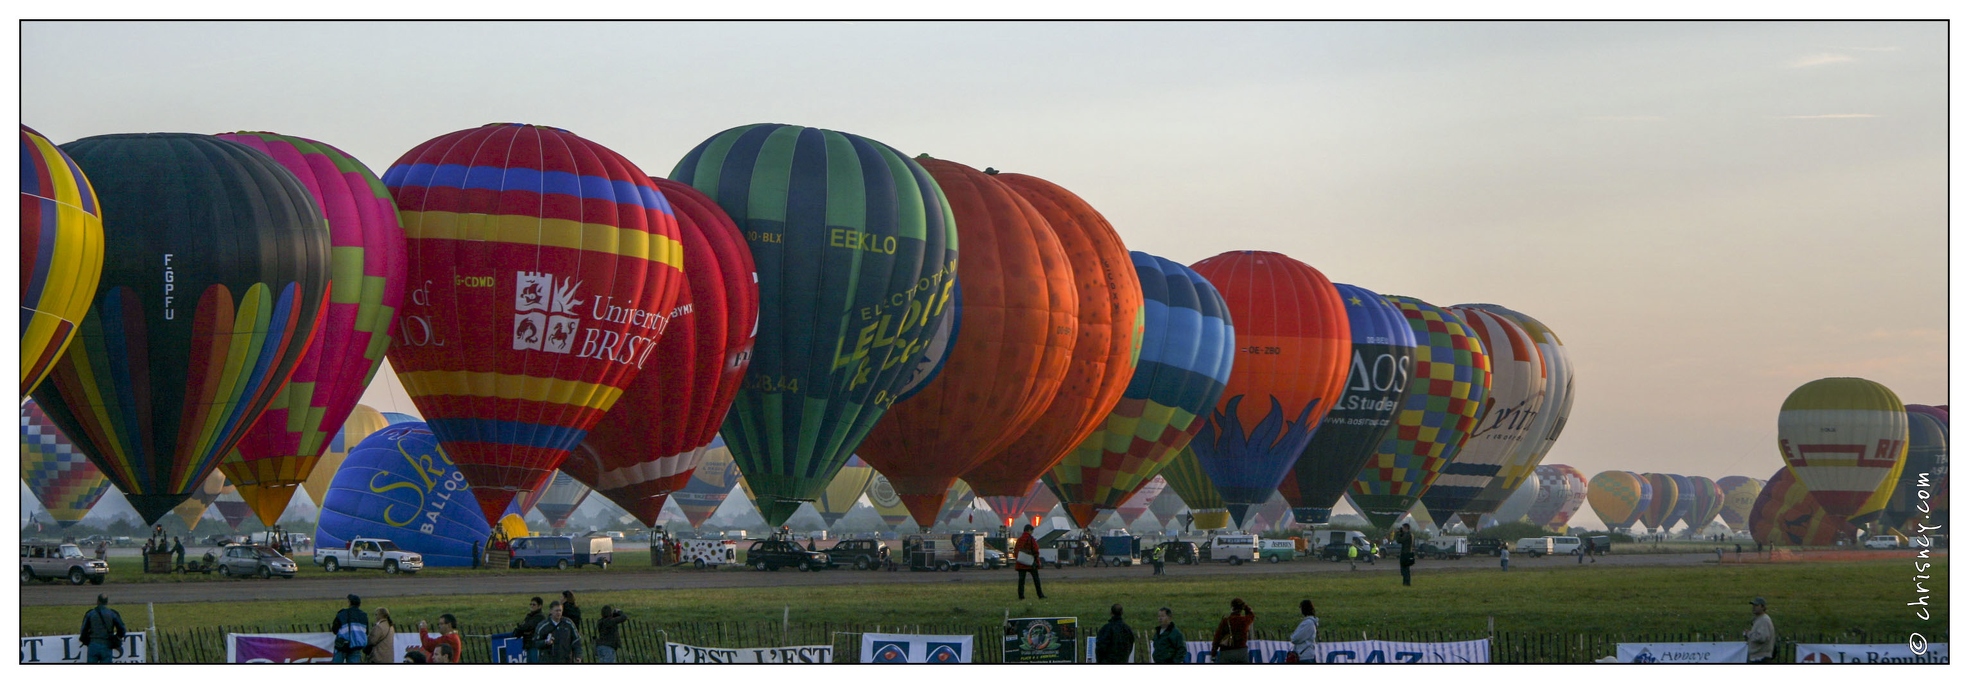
[20,21,1948,530]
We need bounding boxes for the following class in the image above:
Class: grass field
[22,558,1946,641]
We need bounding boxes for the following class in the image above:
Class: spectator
[596,605,628,663]
[471,540,482,569]
[95,539,108,561]
[1014,524,1046,600]
[1095,603,1136,664]
[516,596,546,663]
[1743,597,1775,663]
[1347,541,1359,570]
[171,537,186,571]
[430,643,454,664]
[418,614,462,665]
[403,650,429,664]
[330,594,369,664]
[1150,607,1185,664]
[561,590,583,628]
[1499,544,1510,572]
[1149,543,1166,576]
[1290,600,1319,664]
[79,594,127,664]
[1396,524,1416,586]
[1210,598,1255,663]
[535,600,582,663]
[369,607,397,663]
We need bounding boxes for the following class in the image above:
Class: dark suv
[1151,541,1198,565]
[746,539,829,572]
[1468,538,1505,557]
[825,539,890,570]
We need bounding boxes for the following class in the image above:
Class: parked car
[747,539,829,571]
[1421,536,1467,560]
[1863,535,1902,550]
[825,538,891,570]
[509,536,577,570]
[1152,541,1199,565]
[983,549,1006,569]
[1469,538,1505,557]
[1203,534,1258,565]
[1586,535,1612,556]
[316,538,424,574]
[217,544,298,579]
[22,542,109,585]
[1258,539,1298,563]
[1317,541,1374,563]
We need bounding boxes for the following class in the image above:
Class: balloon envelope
[1776,377,1909,518]
[1748,466,1857,546]
[531,471,592,529]
[1162,446,1231,530]
[173,470,228,531]
[1587,470,1647,533]
[1665,474,1695,531]
[36,133,333,524]
[1283,283,1416,525]
[671,123,958,527]
[865,472,914,529]
[19,125,105,397]
[1527,464,1582,530]
[1490,474,1540,526]
[1116,476,1167,525]
[672,437,740,529]
[1715,475,1765,532]
[303,405,393,507]
[1456,305,1574,527]
[315,423,493,567]
[1638,473,1678,532]
[817,456,876,527]
[1426,306,1544,529]
[1349,296,1491,531]
[21,398,112,527]
[1880,404,1946,532]
[1682,475,1726,532]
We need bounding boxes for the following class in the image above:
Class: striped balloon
[1776,377,1909,519]
[1586,470,1646,533]
[215,132,407,526]
[1043,253,1234,526]
[21,398,112,527]
[1880,405,1947,532]
[172,470,228,531]
[302,405,393,507]
[382,123,686,524]
[1348,296,1492,532]
[530,471,591,529]
[1491,475,1540,525]
[1425,306,1543,528]
[1116,475,1168,525]
[672,437,739,530]
[1664,474,1695,530]
[20,125,105,396]
[671,123,958,527]
[1455,305,1573,525]
[1189,251,1352,528]
[1638,473,1678,533]
[1715,475,1765,532]
[1683,475,1726,532]
[1527,464,1587,531]
[817,456,876,527]
[35,133,333,524]
[1748,466,1856,546]
[1161,445,1230,530]
[865,472,913,529]
[1281,283,1417,525]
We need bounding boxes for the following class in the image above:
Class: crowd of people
[315,589,630,664]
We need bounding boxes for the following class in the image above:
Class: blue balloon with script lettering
[315,423,490,566]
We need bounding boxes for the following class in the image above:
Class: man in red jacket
[1015,524,1046,600]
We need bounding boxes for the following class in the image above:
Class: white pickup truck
[315,538,424,574]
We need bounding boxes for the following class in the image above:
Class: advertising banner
[1003,617,1078,663]
[664,642,834,664]
[1083,636,1136,663]
[489,632,526,663]
[1797,643,1949,664]
[1183,639,1292,663]
[226,633,337,663]
[861,632,973,663]
[1616,642,1748,663]
[1185,639,1487,663]
[19,634,146,663]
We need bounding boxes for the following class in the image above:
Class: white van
[1863,535,1901,550]
[1206,534,1258,565]
[1515,536,1582,558]
[1305,530,1368,548]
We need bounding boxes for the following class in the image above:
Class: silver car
[218,544,298,579]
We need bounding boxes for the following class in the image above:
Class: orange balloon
[859,158,1078,528]
[962,172,1143,509]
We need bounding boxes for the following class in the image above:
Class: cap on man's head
[1749,597,1766,606]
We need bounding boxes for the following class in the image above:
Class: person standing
[1150,543,1166,576]
[1744,597,1776,663]
[535,600,582,664]
[368,607,398,663]
[1096,604,1137,664]
[417,614,462,664]
[471,540,482,570]
[560,590,583,629]
[1150,607,1185,664]
[79,594,127,664]
[331,594,369,664]
[1290,600,1320,664]
[171,537,186,571]
[1396,524,1416,586]
[1210,598,1255,663]
[95,539,108,561]
[516,596,546,663]
[1014,524,1046,600]
[595,605,628,663]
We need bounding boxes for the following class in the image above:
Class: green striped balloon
[670,124,958,525]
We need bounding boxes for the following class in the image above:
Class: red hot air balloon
[562,178,759,527]
[381,124,687,524]
[1187,251,1351,528]
[859,157,1078,529]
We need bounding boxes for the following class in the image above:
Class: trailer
[679,539,737,568]
[1098,533,1141,566]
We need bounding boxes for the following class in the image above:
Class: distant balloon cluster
[18,120,1941,550]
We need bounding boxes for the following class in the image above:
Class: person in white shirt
[1743,597,1775,663]
[1290,600,1320,664]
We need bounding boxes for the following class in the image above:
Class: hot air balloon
[1115,476,1167,525]
[1663,474,1695,532]
[1281,283,1416,524]
[1749,466,1857,546]
[1044,252,1234,528]
[173,470,228,531]
[1527,464,1582,530]
[382,412,420,425]
[302,405,392,507]
[34,133,333,524]
[1637,473,1678,533]
[531,471,592,530]
[816,457,876,528]
[382,123,686,524]
[670,123,958,527]
[1427,305,1543,530]
[21,398,112,528]
[213,481,253,531]
[1880,404,1946,532]
[1348,296,1491,531]
[1489,475,1540,526]
[672,437,740,529]
[937,479,981,527]
[1547,464,1589,531]
[860,157,1075,528]
[1162,446,1231,530]
[962,171,1142,522]
[562,178,759,527]
[315,423,493,567]
[210,132,407,526]
[1586,470,1647,533]
[1188,251,1350,528]
[865,472,914,529]
[1145,480,1186,527]
[1776,377,1909,519]
[977,480,1059,530]
[20,125,105,396]
[1716,476,1765,532]
[1454,305,1573,526]
[1683,476,1726,533]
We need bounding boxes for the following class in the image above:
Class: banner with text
[1184,639,1488,663]
[1183,640,1293,663]
[1003,617,1078,663]
[1797,643,1949,664]
[664,642,834,664]
[1616,642,1748,664]
[20,634,147,663]
[227,633,337,663]
[489,632,525,663]
[861,633,973,663]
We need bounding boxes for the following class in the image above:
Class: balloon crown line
[480,122,572,133]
